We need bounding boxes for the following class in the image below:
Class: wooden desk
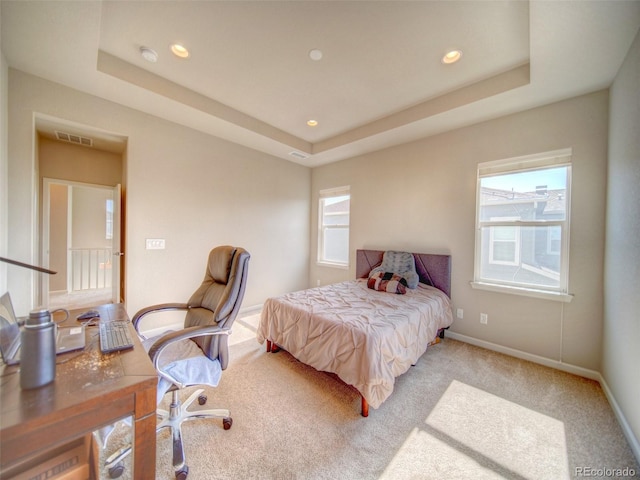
[0,304,157,479]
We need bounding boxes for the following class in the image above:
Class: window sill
[316,261,349,270]
[470,281,573,303]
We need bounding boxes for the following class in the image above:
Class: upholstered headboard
[356,249,452,298]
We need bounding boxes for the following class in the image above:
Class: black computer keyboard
[99,321,134,353]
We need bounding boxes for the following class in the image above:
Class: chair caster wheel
[198,394,207,405]
[175,466,189,480]
[223,417,233,430]
[108,463,125,478]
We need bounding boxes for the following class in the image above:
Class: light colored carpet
[100,313,639,479]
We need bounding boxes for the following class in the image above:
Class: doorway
[42,180,122,310]
[35,117,127,310]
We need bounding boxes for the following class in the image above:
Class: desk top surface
[0,303,157,434]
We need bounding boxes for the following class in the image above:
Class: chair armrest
[131,303,190,337]
[147,324,231,368]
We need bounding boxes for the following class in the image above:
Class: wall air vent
[55,131,93,147]
[289,151,309,160]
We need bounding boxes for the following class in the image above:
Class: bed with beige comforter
[256,274,453,413]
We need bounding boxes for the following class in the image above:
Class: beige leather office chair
[104,246,250,480]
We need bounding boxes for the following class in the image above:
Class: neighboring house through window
[473,149,573,301]
[318,186,350,267]
[488,217,520,266]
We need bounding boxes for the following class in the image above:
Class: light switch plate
[146,238,165,250]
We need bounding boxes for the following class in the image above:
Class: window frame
[472,149,573,302]
[317,186,350,268]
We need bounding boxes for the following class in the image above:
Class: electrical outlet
[456,308,464,319]
[480,313,488,325]
[316,279,321,287]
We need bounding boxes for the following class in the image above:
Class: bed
[256,249,453,416]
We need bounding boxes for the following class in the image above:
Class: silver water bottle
[20,308,56,389]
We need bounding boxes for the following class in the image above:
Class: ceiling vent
[55,131,93,147]
[289,151,309,160]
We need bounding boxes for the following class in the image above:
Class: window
[318,186,350,267]
[473,149,572,301]
[105,198,114,240]
[488,218,520,265]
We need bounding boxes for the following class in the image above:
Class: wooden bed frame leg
[361,396,369,417]
[265,340,280,353]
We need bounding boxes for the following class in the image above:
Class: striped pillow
[367,271,408,294]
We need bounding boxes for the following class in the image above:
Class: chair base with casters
[102,387,232,480]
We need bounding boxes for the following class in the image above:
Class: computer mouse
[76,310,100,321]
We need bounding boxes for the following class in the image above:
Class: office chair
[102,245,250,480]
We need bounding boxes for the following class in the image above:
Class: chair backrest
[185,246,250,368]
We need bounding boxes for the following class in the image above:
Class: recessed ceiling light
[307,119,318,127]
[140,46,158,63]
[171,44,190,59]
[442,49,463,64]
[309,49,323,61]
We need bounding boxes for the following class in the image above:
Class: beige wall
[7,69,311,316]
[39,136,123,187]
[604,29,640,458]
[311,90,609,372]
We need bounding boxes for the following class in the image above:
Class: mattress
[257,279,453,409]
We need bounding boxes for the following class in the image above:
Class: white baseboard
[240,304,263,317]
[598,375,640,463]
[446,331,639,464]
[446,331,600,380]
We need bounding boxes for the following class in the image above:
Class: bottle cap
[27,308,52,326]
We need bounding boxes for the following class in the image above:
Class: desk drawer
[3,434,91,480]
